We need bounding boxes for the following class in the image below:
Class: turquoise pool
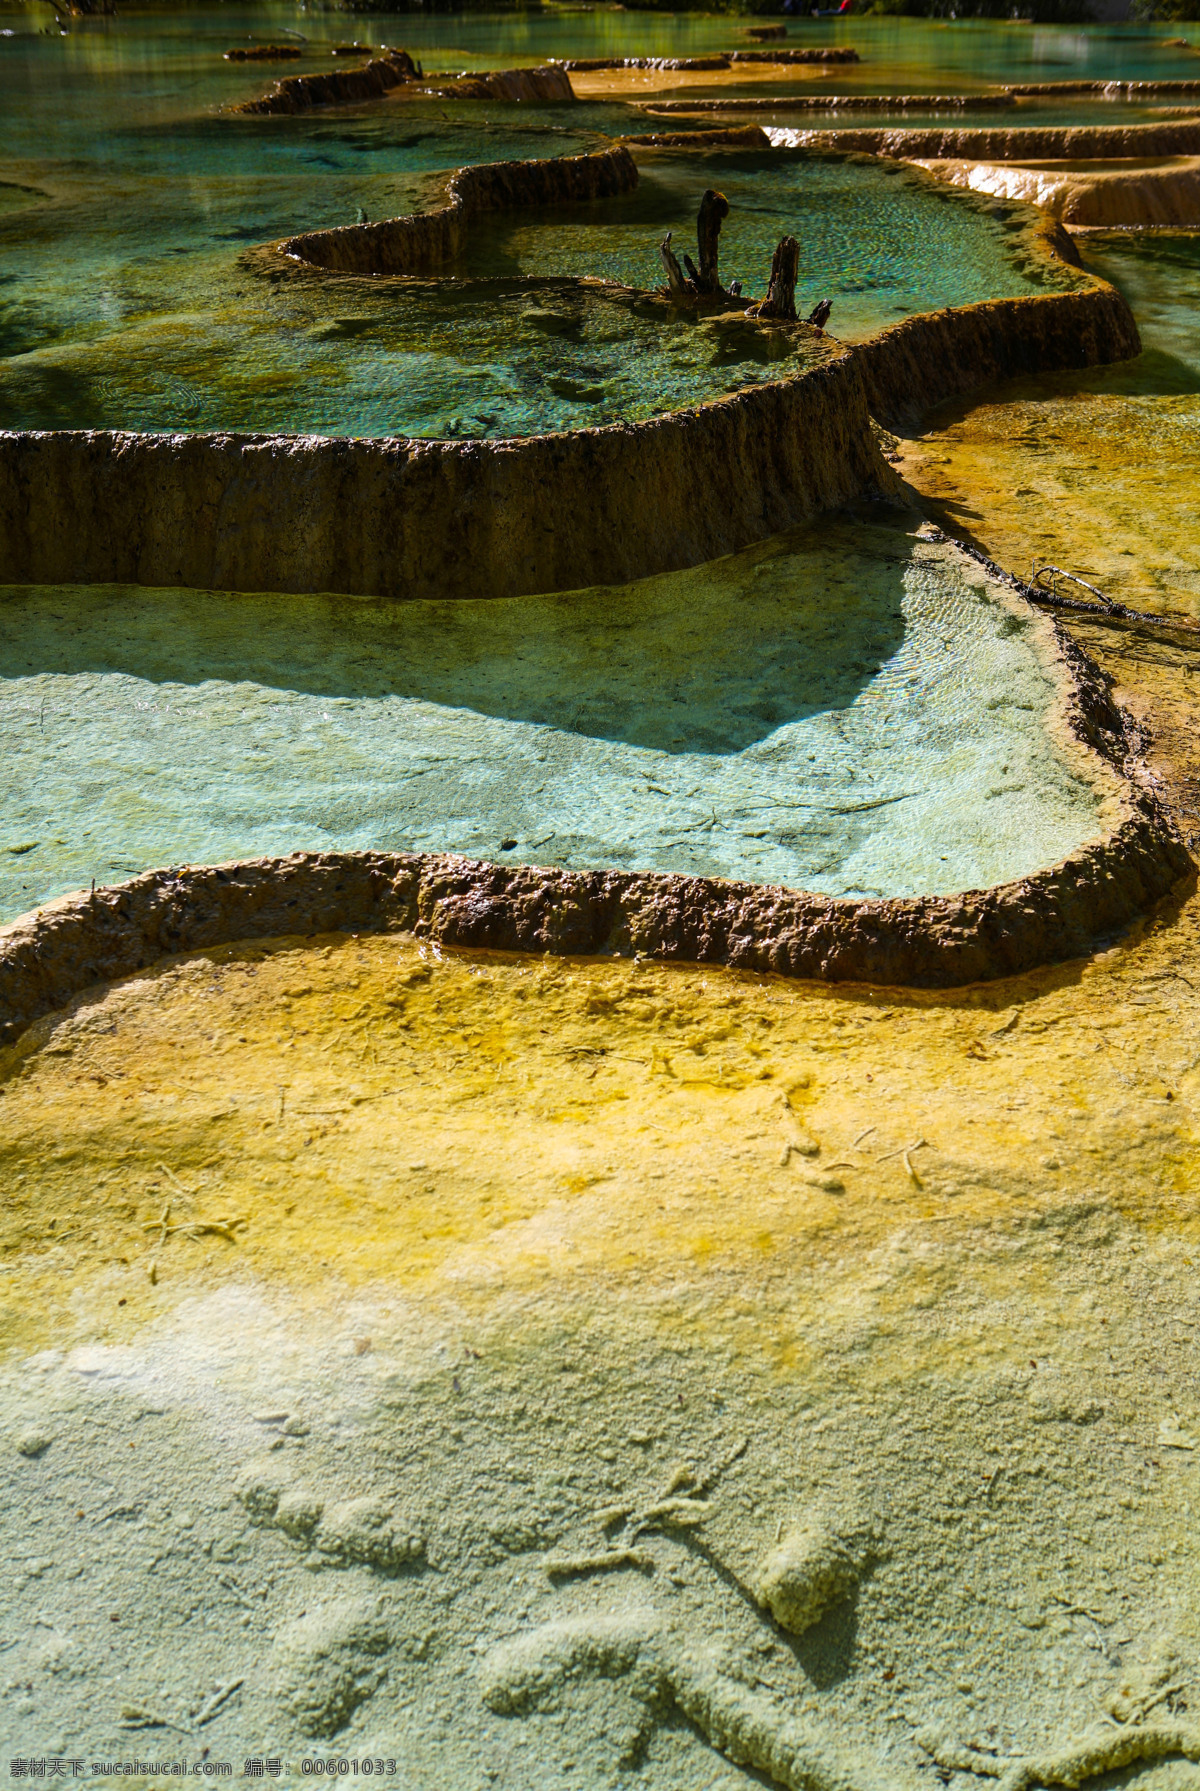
[0,516,1104,921]
[0,145,1070,437]
[459,151,1079,341]
[0,3,1141,440]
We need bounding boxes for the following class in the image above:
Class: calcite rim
[0,549,1190,1035]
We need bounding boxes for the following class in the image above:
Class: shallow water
[896,232,1200,619]
[461,151,1076,339]
[5,5,1199,125]
[1084,226,1200,378]
[3,13,1199,1779]
[0,3,1145,439]
[0,277,829,440]
[0,518,1102,922]
[0,148,1059,435]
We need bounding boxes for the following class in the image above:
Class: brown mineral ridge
[231,46,418,114]
[910,154,1200,229]
[4,628,1200,1782]
[411,66,575,104]
[897,378,1200,622]
[779,116,1200,161]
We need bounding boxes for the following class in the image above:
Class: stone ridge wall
[0,349,890,600]
[729,47,860,63]
[0,148,1142,601]
[555,49,859,70]
[232,47,418,115]
[427,66,573,102]
[645,94,1017,113]
[0,525,1188,1021]
[280,145,638,277]
[0,792,1189,1039]
[786,117,1200,159]
[856,275,1140,435]
[231,52,573,116]
[1007,79,1200,95]
[629,127,773,150]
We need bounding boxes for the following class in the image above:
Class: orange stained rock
[567,63,836,100]
[908,153,1200,228]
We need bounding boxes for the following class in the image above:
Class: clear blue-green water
[0,279,830,440]
[0,144,1060,436]
[5,4,1200,136]
[0,2,1159,439]
[1083,229,1200,384]
[0,2,1176,907]
[0,519,1103,922]
[459,152,1078,339]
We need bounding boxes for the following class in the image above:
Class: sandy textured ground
[1,610,1200,1785]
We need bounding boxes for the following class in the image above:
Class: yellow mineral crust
[2,628,1200,1779]
[2,813,1198,1359]
[565,62,835,101]
[898,387,1200,621]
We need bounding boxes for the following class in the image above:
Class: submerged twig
[1030,563,1117,612]
[194,1678,244,1727]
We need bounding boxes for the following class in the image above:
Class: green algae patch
[0,518,1109,921]
[2,275,816,442]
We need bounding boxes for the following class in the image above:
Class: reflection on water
[4,6,1197,133]
[0,515,1101,919]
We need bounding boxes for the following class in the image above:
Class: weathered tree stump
[695,188,730,296]
[807,297,833,331]
[657,192,739,307]
[749,236,799,322]
[658,231,690,301]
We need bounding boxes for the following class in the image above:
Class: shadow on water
[0,515,913,758]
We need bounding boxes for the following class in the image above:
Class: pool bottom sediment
[0,519,1110,920]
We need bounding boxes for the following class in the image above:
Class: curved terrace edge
[0,146,1140,601]
[0,601,1190,1032]
[0,808,1187,1041]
